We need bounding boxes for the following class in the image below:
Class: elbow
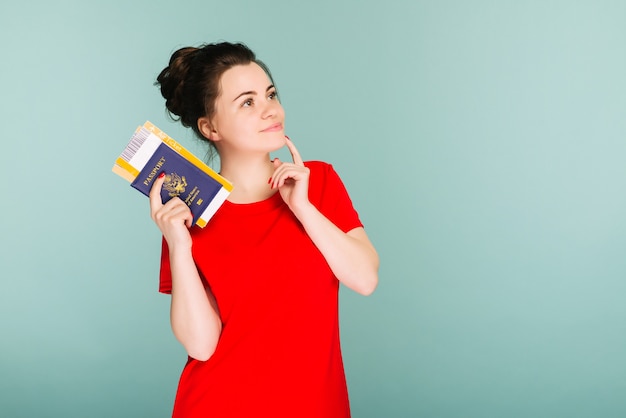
[175,325,221,362]
[356,277,378,296]
[189,351,213,362]
[352,269,379,296]
[358,250,380,296]
[358,257,380,296]
[185,339,218,362]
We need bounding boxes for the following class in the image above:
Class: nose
[262,99,280,119]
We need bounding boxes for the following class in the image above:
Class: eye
[268,90,278,101]
[242,98,253,107]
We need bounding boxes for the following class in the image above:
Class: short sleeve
[159,238,172,294]
[307,161,363,233]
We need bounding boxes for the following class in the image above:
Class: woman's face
[204,62,286,155]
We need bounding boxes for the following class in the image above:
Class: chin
[267,133,287,149]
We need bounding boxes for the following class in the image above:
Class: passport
[113,121,232,227]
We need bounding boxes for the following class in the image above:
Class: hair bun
[156,47,200,123]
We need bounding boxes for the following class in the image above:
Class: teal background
[1,1,625,417]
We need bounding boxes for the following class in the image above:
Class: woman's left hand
[270,137,311,213]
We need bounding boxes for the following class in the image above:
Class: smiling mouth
[262,123,283,132]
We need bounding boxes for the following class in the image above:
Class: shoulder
[304,160,349,197]
[304,160,339,180]
[304,160,362,230]
[304,160,331,171]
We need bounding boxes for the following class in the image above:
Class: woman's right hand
[149,172,193,249]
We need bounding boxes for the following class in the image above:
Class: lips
[261,123,283,132]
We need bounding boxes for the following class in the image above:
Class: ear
[198,117,220,142]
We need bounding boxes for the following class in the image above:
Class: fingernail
[285,135,291,141]
[158,172,166,178]
[268,177,272,184]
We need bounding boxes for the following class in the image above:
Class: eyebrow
[232,84,275,102]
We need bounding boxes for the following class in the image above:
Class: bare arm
[270,139,379,295]
[150,173,222,361]
[294,207,379,295]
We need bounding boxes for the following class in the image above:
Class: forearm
[169,247,222,361]
[293,203,379,295]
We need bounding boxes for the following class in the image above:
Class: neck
[219,152,276,204]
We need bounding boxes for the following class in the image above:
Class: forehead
[219,63,271,98]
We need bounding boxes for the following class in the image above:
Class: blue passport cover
[131,143,222,224]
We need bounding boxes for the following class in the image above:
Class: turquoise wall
[1,1,625,417]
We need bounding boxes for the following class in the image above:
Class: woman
[150,41,379,417]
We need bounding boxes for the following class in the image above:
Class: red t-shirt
[159,161,362,417]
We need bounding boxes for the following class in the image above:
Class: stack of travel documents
[113,121,232,227]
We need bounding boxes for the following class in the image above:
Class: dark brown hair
[155,42,275,156]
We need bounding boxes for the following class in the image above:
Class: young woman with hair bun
[150,41,379,417]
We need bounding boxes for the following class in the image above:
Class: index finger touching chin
[285,136,304,166]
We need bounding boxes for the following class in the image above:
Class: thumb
[272,158,282,168]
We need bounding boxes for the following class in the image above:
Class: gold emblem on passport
[163,173,188,197]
